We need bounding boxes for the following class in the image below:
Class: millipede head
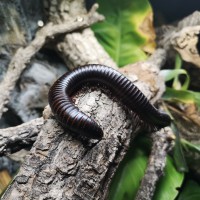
[156,111,172,129]
[80,121,104,139]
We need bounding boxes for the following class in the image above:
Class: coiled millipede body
[48,64,171,139]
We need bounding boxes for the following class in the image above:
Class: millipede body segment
[48,64,171,139]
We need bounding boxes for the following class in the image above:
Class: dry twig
[136,128,174,200]
[0,4,104,118]
[0,118,43,156]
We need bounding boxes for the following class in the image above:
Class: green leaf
[175,54,182,70]
[160,69,190,90]
[180,139,200,175]
[173,54,184,89]
[108,139,150,200]
[109,138,184,200]
[181,139,200,154]
[92,0,151,66]
[153,156,184,200]
[160,55,190,90]
[177,180,200,200]
[171,124,188,172]
[163,88,200,109]
[173,139,188,172]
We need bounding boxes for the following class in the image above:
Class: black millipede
[48,64,171,139]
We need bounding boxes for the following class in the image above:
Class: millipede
[48,64,171,139]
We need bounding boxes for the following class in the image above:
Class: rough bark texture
[56,28,117,69]
[171,25,200,67]
[2,92,133,199]
[156,11,200,57]
[0,118,43,156]
[136,128,174,200]
[45,0,117,69]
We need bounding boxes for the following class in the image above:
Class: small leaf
[180,139,200,177]
[160,54,190,90]
[92,0,152,66]
[160,69,190,90]
[173,54,183,89]
[181,139,200,154]
[175,54,182,70]
[163,88,200,109]
[171,124,188,172]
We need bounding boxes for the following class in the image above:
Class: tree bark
[0,118,43,156]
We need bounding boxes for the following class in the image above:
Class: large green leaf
[92,0,151,66]
[177,180,200,200]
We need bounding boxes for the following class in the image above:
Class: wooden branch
[0,118,43,156]
[56,28,117,69]
[2,93,133,199]
[45,0,117,69]
[156,11,200,68]
[0,3,104,118]
[136,128,174,200]
[171,26,200,67]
